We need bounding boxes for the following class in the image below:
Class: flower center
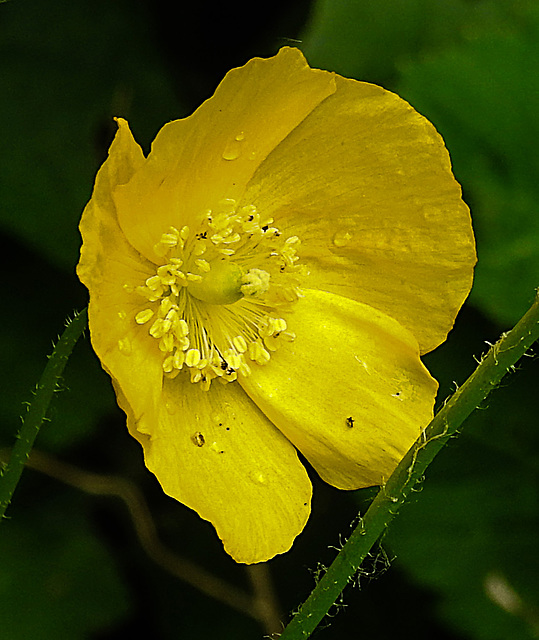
[131,198,303,389]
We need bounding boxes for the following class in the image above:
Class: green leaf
[0,0,183,272]
[396,7,539,325]
[299,0,532,84]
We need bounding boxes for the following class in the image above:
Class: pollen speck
[117,338,132,355]
[251,472,266,484]
[333,230,353,247]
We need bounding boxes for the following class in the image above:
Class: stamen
[130,199,303,388]
[135,309,154,325]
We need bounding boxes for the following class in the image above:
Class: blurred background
[1,0,538,638]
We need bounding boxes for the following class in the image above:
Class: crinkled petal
[241,73,476,353]
[115,373,312,564]
[113,47,336,261]
[239,289,438,490]
[77,119,164,411]
[78,119,311,564]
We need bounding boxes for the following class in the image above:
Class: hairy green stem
[280,292,539,640]
[0,308,88,520]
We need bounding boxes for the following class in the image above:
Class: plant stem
[0,308,88,520]
[279,291,539,640]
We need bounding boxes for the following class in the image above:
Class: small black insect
[346,416,355,428]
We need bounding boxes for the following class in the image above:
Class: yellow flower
[77,47,475,563]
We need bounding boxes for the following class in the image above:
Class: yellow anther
[223,369,237,382]
[132,198,303,388]
[193,242,207,256]
[176,335,190,351]
[149,317,171,339]
[185,348,201,367]
[173,350,185,369]
[241,268,270,297]
[273,318,287,334]
[190,369,203,383]
[259,316,286,337]
[226,353,242,370]
[248,341,271,365]
[164,308,178,325]
[159,334,175,352]
[194,259,211,273]
[145,275,162,289]
[221,232,241,245]
[233,335,247,352]
[135,309,154,325]
[158,297,174,316]
[157,265,176,285]
[196,357,209,370]
[163,355,175,373]
[160,233,179,247]
[176,318,189,337]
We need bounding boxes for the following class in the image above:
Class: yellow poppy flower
[77,47,475,563]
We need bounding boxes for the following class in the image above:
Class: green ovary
[188,260,244,305]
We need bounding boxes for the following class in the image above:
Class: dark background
[1,1,538,638]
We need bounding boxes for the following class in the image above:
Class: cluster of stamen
[130,198,303,389]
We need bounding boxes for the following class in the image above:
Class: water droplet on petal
[222,134,244,161]
[222,146,240,161]
[333,230,353,247]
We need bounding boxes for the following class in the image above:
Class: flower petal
[239,289,438,490]
[78,118,164,415]
[116,373,312,564]
[78,118,311,563]
[113,47,336,261]
[241,73,476,353]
